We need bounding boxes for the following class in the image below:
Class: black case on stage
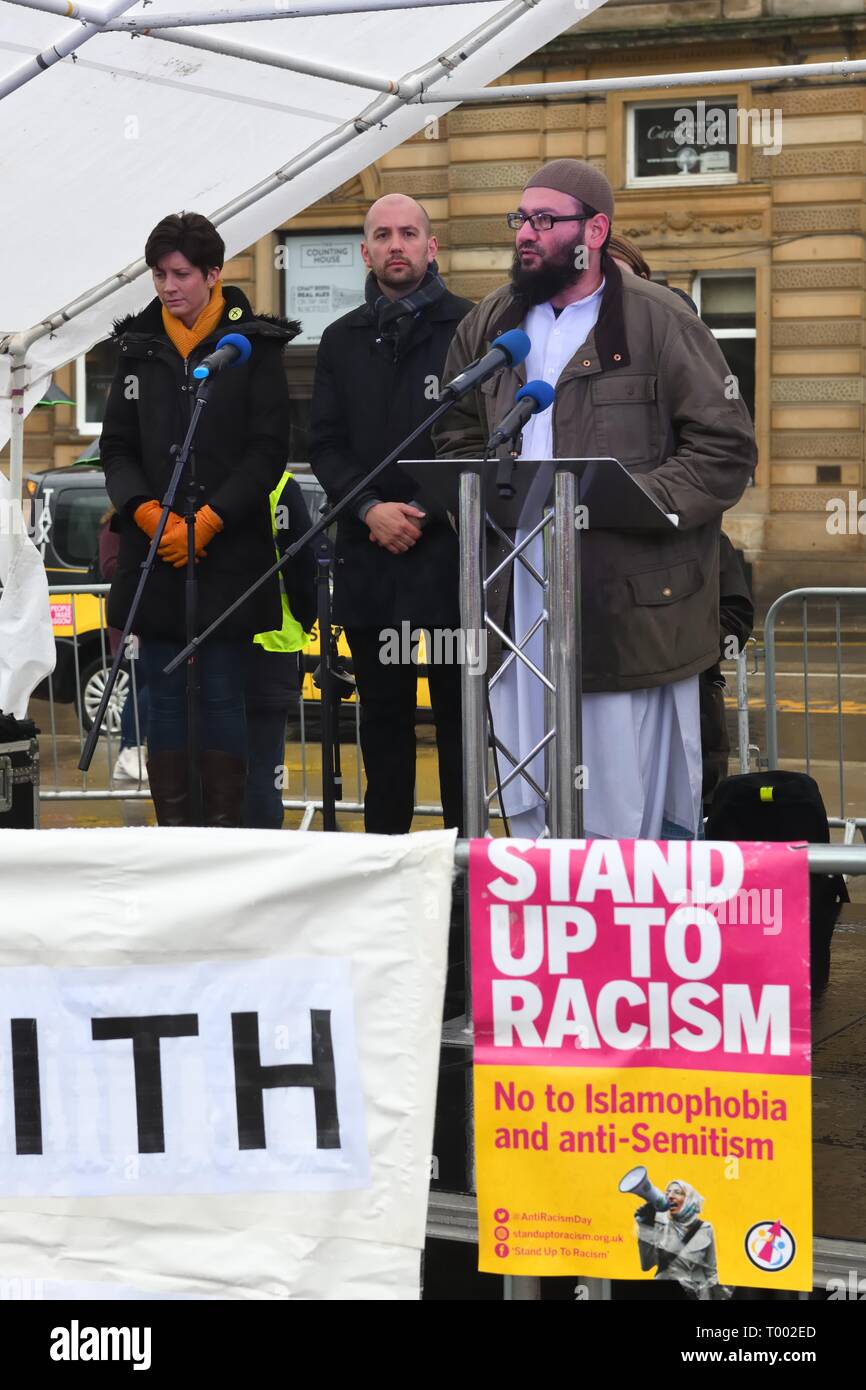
[705,769,847,996]
[0,715,39,829]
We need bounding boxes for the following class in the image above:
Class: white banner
[0,827,455,1300]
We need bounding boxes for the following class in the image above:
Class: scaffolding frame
[1,0,556,516]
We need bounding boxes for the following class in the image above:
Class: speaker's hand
[365,502,425,555]
[635,1202,657,1226]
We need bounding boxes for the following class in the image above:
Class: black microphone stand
[495,441,520,500]
[181,413,204,824]
[163,391,463,675]
[313,534,340,831]
[78,374,214,823]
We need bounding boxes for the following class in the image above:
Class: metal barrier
[38,583,446,824]
[764,587,866,841]
[40,578,861,828]
[38,582,866,845]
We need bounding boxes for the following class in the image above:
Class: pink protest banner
[470,839,812,1292]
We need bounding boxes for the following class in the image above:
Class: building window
[75,339,116,435]
[51,485,108,569]
[279,232,365,347]
[626,101,738,188]
[693,272,756,421]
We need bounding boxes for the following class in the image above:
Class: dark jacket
[309,285,473,629]
[701,533,754,800]
[100,286,297,641]
[245,475,317,714]
[97,514,122,658]
[433,257,757,691]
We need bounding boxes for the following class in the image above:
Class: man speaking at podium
[310,195,473,833]
[434,159,756,839]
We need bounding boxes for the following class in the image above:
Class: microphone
[192,333,252,380]
[491,380,556,498]
[439,328,530,402]
[489,379,555,452]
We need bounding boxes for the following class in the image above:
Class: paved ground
[33,636,866,902]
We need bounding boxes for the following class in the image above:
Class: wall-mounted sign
[630,103,738,183]
[280,234,365,345]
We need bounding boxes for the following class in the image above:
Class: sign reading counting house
[470,839,812,1293]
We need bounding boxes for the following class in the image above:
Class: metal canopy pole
[549,468,580,838]
[108,0,490,24]
[5,0,490,20]
[1,0,539,445]
[0,0,141,102]
[7,351,28,536]
[415,57,866,103]
[136,26,404,93]
[459,471,487,846]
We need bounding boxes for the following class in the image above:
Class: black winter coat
[700,533,755,800]
[309,287,473,629]
[100,286,297,641]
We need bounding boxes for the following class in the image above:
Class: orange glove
[161,504,224,569]
[156,511,187,563]
[133,500,164,539]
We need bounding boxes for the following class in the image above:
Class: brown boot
[200,750,248,828]
[146,750,190,827]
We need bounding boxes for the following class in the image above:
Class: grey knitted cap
[523,159,614,221]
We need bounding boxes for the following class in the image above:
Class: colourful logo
[744,1220,796,1272]
[228,306,243,321]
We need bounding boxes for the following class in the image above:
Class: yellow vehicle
[27,462,129,733]
[28,461,432,726]
[290,466,432,714]
[301,620,432,712]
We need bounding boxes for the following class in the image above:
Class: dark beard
[510,243,584,306]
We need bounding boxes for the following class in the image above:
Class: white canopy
[0,0,606,464]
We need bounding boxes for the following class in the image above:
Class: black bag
[705,770,847,995]
[0,713,40,830]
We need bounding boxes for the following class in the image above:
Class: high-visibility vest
[253,470,311,654]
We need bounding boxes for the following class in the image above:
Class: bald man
[310,194,473,834]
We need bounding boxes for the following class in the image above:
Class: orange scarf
[161,280,226,360]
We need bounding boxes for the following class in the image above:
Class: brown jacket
[432,256,757,692]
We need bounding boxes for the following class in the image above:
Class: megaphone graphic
[618,1165,670,1211]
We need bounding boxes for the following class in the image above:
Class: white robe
[488,288,702,840]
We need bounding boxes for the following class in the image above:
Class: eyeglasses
[506,212,590,232]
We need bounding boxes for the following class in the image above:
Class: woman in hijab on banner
[635,1178,732,1300]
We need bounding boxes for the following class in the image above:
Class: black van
[27,462,114,730]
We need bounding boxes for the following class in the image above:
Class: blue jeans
[138,640,250,758]
[660,816,698,840]
[242,709,288,830]
[119,678,149,751]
